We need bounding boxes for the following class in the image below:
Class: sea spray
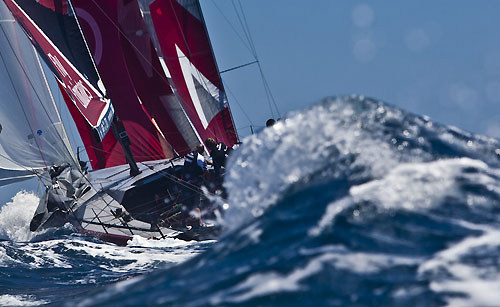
[0,191,39,242]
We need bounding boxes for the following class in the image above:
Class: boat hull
[32,158,218,245]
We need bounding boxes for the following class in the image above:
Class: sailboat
[0,0,239,245]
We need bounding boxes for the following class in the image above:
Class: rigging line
[230,1,273,118]
[207,0,252,53]
[137,161,223,199]
[0,25,51,172]
[34,47,76,161]
[58,82,80,158]
[234,0,282,118]
[67,0,107,98]
[224,81,254,126]
[231,1,256,58]
[86,0,214,140]
[204,1,257,138]
[258,61,281,117]
[219,60,257,74]
[0,23,78,168]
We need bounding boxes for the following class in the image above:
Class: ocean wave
[4,96,500,306]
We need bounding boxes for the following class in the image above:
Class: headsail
[0,0,75,185]
[149,0,239,147]
[3,0,114,140]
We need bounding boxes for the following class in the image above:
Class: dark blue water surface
[2,96,500,306]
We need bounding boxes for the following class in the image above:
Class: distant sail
[150,0,239,147]
[0,1,74,185]
[3,0,114,140]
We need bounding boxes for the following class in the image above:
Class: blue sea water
[2,96,500,306]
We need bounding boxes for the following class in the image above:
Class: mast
[110,116,140,176]
[67,0,141,176]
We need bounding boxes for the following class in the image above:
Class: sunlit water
[2,96,500,306]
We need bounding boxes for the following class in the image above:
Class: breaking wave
[0,191,39,242]
[3,96,500,306]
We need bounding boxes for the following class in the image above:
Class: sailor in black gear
[204,138,232,178]
[181,144,207,228]
[183,144,207,181]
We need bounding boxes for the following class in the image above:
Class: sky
[2,0,500,204]
[201,0,500,138]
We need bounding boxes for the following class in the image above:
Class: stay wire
[233,0,282,119]
[208,0,253,54]
[224,82,254,127]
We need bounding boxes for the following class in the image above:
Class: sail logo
[176,45,223,129]
[47,53,69,79]
[71,80,92,108]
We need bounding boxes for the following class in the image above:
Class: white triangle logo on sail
[176,44,225,130]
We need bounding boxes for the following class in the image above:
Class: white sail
[0,1,75,185]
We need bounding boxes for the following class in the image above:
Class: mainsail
[70,0,193,158]
[0,0,74,185]
[149,0,239,147]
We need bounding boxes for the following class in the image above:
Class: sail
[149,0,239,147]
[0,1,75,185]
[70,0,194,165]
[3,0,114,140]
[137,0,204,152]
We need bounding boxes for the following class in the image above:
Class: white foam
[310,158,494,237]
[309,197,353,237]
[0,295,48,306]
[224,98,399,231]
[419,222,500,307]
[63,238,204,272]
[126,235,214,248]
[0,191,39,242]
[350,158,488,211]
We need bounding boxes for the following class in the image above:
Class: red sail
[149,0,238,147]
[58,82,117,169]
[71,0,192,159]
[3,0,114,140]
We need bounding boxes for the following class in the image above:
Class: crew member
[204,138,232,178]
[266,118,276,127]
[182,144,207,228]
[183,144,207,181]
